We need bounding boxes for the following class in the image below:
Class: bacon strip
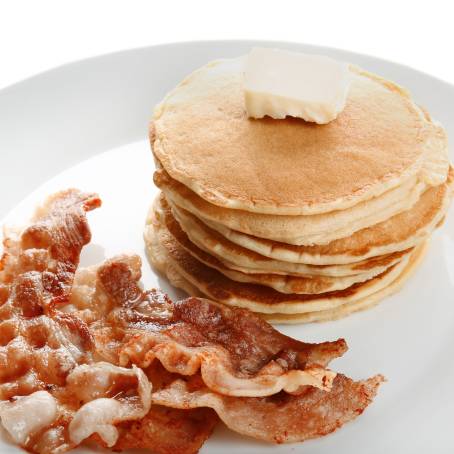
[67,255,347,397]
[0,190,104,452]
[0,189,101,402]
[152,373,384,444]
[69,254,383,445]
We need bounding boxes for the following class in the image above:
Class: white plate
[0,41,453,454]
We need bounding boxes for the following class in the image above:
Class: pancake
[154,196,398,294]
[170,196,413,276]
[155,167,428,245]
[264,240,427,323]
[151,57,449,216]
[145,202,417,315]
[183,171,453,265]
[158,242,427,324]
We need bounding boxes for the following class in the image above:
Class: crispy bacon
[0,190,104,452]
[68,253,383,445]
[152,373,384,444]
[0,190,100,403]
[0,189,101,310]
[67,255,347,397]
[0,191,154,453]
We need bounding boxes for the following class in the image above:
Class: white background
[0,0,453,89]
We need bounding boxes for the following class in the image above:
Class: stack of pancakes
[145,57,453,323]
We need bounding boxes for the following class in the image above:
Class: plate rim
[1,39,453,95]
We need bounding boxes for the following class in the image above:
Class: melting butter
[244,48,351,124]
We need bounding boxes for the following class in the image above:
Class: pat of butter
[244,48,351,124]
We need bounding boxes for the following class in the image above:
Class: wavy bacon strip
[0,189,101,403]
[68,255,347,397]
[152,373,384,444]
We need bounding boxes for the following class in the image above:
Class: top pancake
[151,57,448,215]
